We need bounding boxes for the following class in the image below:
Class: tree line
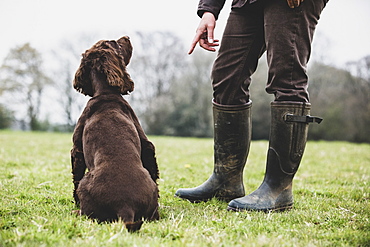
[0,31,369,143]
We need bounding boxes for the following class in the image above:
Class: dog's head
[73,36,134,96]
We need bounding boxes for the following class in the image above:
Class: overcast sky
[0,0,369,68]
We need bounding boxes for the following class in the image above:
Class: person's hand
[286,0,304,8]
[188,12,219,55]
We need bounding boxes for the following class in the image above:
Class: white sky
[0,0,370,68]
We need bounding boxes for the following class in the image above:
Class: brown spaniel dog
[71,36,159,232]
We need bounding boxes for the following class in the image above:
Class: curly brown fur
[71,36,159,232]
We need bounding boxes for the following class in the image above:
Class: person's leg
[212,2,265,105]
[175,3,265,202]
[228,0,327,211]
[265,0,328,102]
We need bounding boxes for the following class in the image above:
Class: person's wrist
[202,12,215,19]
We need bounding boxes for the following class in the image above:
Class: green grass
[0,130,369,246]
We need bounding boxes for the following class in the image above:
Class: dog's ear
[73,52,94,96]
[116,36,133,66]
[100,40,134,95]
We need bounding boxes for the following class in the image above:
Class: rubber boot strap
[284,114,323,124]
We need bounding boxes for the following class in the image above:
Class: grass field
[0,130,369,246]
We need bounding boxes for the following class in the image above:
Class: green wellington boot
[228,101,322,211]
[175,100,252,202]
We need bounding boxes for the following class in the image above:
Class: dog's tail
[125,220,143,232]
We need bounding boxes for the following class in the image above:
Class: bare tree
[127,31,187,130]
[128,31,186,109]
[0,43,51,130]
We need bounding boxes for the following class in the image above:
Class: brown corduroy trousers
[212,0,328,105]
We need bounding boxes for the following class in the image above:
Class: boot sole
[175,194,240,203]
[174,195,209,203]
[227,204,293,213]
